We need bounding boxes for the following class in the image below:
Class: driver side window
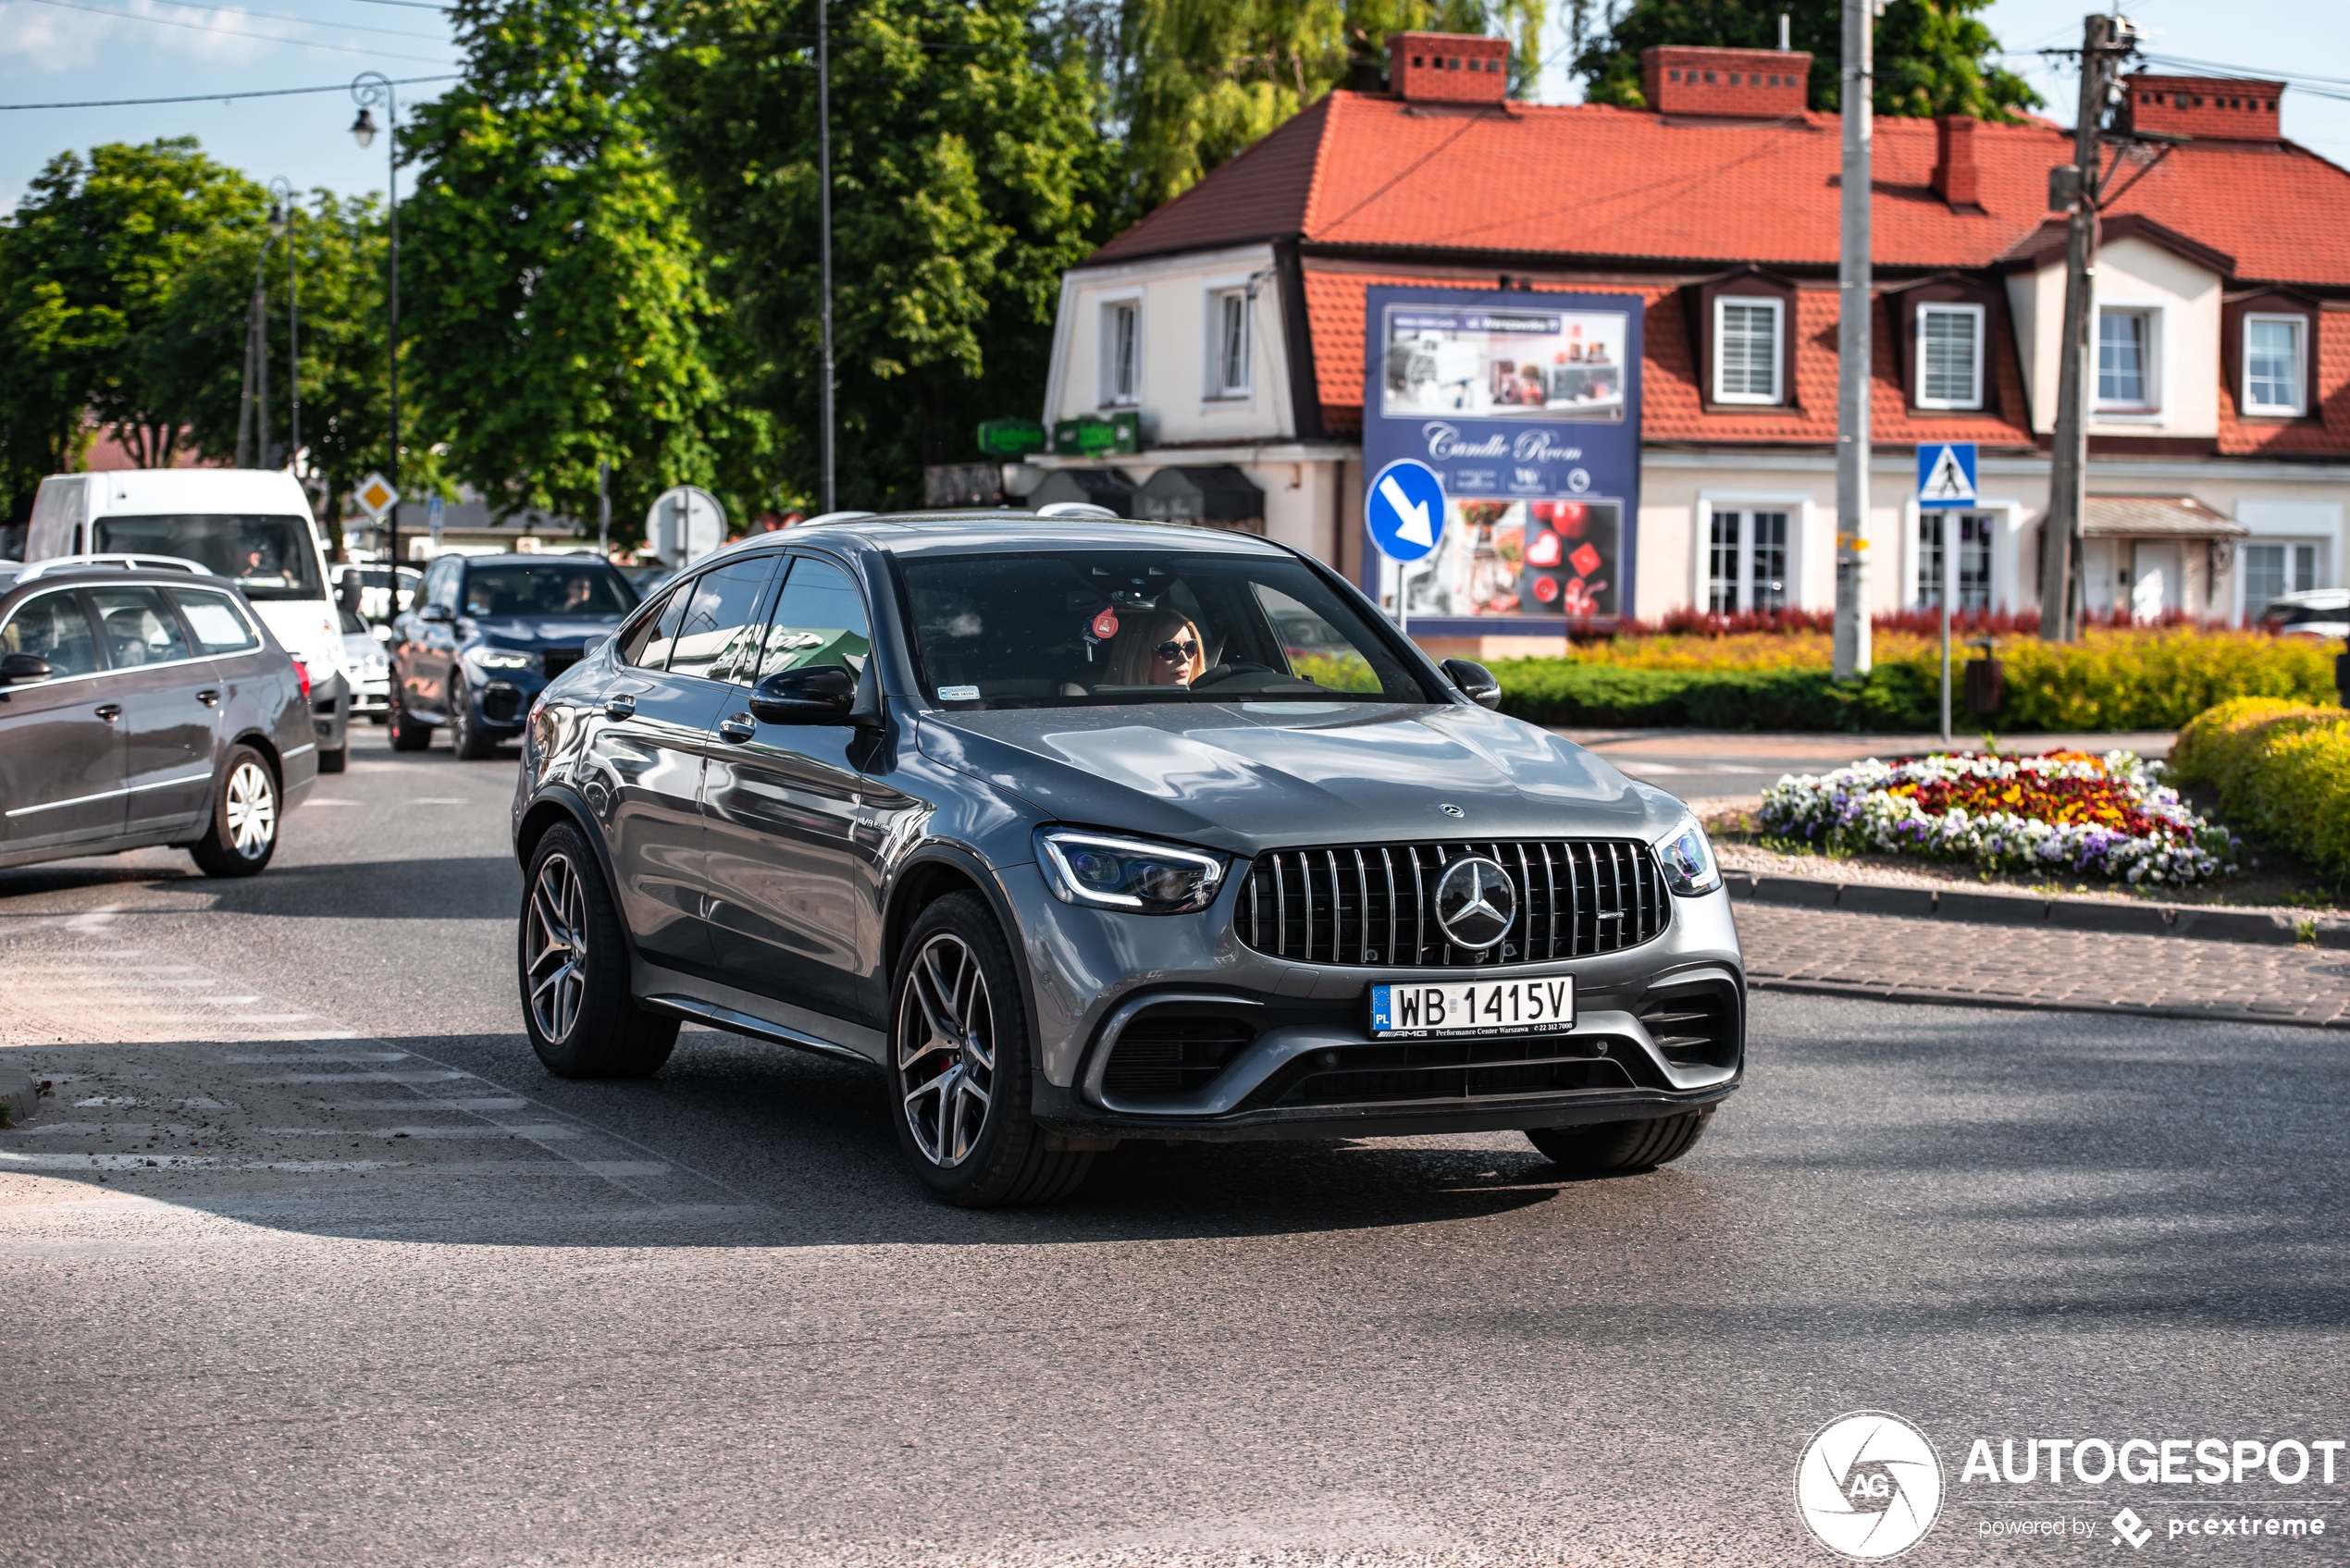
[425,557,463,613]
[758,557,871,680]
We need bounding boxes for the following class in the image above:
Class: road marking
[247,1070,471,1084]
[226,1053,410,1063]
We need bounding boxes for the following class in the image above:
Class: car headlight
[1654,814,1721,897]
[1036,827,1226,914]
[468,648,537,672]
[363,652,390,677]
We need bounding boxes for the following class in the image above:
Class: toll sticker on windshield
[1089,608,1120,641]
[936,685,980,703]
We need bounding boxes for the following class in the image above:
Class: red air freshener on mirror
[1091,608,1120,640]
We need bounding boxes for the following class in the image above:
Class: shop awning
[2082,496,2247,538]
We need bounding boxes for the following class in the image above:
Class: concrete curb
[1725,869,2333,945]
[1751,977,2347,1031]
[2,1067,38,1128]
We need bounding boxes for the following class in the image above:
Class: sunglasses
[1154,639,1200,661]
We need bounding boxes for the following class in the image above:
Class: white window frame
[2094,304,2161,413]
[1914,302,1985,411]
[1712,295,1785,405]
[1692,492,1811,611]
[1098,294,1142,409]
[2242,313,2308,417]
[1206,287,1252,400]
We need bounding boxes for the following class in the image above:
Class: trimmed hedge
[1492,629,2335,733]
[2169,698,2350,881]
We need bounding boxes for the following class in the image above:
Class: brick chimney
[1641,45,1811,117]
[1387,32,1511,105]
[1933,115,1980,207]
[2122,75,2284,141]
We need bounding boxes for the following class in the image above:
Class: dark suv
[390,553,637,758]
[511,514,1743,1205]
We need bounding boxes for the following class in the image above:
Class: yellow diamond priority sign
[353,472,399,520]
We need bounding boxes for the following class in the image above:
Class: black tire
[188,744,281,878]
[388,679,432,751]
[449,674,497,759]
[317,746,348,774]
[519,822,677,1079]
[1527,1106,1713,1172]
[888,892,1091,1207]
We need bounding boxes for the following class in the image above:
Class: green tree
[1119,0,1547,213]
[1574,0,2040,120]
[0,138,264,518]
[651,0,1118,509]
[402,0,739,538]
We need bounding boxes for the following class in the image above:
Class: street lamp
[267,176,300,477]
[350,72,401,582]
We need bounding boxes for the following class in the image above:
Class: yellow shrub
[2171,697,2350,879]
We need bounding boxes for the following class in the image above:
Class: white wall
[1050,246,1294,446]
[2005,237,2222,438]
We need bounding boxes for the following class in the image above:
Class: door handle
[716,713,756,744]
[196,688,221,707]
[604,695,637,720]
[94,703,122,722]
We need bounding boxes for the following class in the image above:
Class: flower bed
[1758,750,2235,885]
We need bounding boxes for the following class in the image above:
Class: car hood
[465,615,627,647]
[915,700,1682,855]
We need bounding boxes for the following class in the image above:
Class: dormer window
[1915,302,1984,410]
[2096,308,2158,411]
[2244,315,2307,416]
[1713,296,1784,404]
[1208,288,1251,399]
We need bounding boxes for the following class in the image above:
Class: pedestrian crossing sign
[1917,442,1978,510]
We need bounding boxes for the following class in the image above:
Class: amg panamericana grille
[1237,839,1670,968]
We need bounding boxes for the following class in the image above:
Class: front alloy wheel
[898,932,996,1167]
[525,850,588,1045]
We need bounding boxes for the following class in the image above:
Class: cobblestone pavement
[1738,899,2350,1028]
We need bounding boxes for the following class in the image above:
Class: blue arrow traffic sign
[1917,441,1979,510]
[1366,459,1447,562]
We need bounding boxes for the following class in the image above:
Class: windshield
[2275,602,2349,628]
[93,514,322,600]
[900,549,1436,708]
[463,561,637,618]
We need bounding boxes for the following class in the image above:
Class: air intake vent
[1101,1014,1257,1098]
[1237,839,1671,969]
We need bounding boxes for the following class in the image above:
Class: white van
[27,469,352,772]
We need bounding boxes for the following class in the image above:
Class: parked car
[2260,588,2350,641]
[336,563,421,623]
[390,553,639,758]
[509,513,1743,1206]
[0,564,315,874]
[340,607,390,722]
[24,469,353,772]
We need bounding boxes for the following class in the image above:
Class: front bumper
[1002,859,1745,1142]
[310,673,351,753]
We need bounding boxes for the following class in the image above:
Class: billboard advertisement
[1361,286,1644,629]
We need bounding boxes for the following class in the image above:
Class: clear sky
[0,0,2344,216]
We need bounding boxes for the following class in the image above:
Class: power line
[0,71,458,110]
[113,0,454,42]
[15,0,456,65]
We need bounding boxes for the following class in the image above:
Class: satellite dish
[645,486,726,568]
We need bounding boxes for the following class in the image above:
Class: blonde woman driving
[1108,610,1206,686]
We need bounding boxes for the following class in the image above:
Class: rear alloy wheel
[189,745,280,877]
[1527,1107,1713,1172]
[518,822,676,1079]
[388,679,432,752]
[448,675,497,760]
[889,893,1092,1206]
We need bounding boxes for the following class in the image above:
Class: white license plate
[1369,976,1576,1039]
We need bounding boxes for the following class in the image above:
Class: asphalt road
[3,726,2345,1567]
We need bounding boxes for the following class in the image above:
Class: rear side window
[87,586,194,668]
[619,584,690,669]
[167,587,264,654]
[0,590,101,678]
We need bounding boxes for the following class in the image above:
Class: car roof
[4,567,249,594]
[725,512,1291,562]
[2269,589,2350,607]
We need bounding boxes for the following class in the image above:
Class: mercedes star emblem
[1433,856,1517,950]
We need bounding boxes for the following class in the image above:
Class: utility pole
[237,226,276,468]
[817,0,837,514]
[352,74,400,573]
[2038,13,2134,643]
[270,177,300,472]
[598,457,612,560]
[1832,0,1873,681]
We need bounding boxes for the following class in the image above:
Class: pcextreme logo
[1795,1412,1947,1560]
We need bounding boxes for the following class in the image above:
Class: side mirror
[2,651,54,685]
[582,635,610,660]
[418,603,452,623]
[1441,658,1503,710]
[749,663,857,725]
